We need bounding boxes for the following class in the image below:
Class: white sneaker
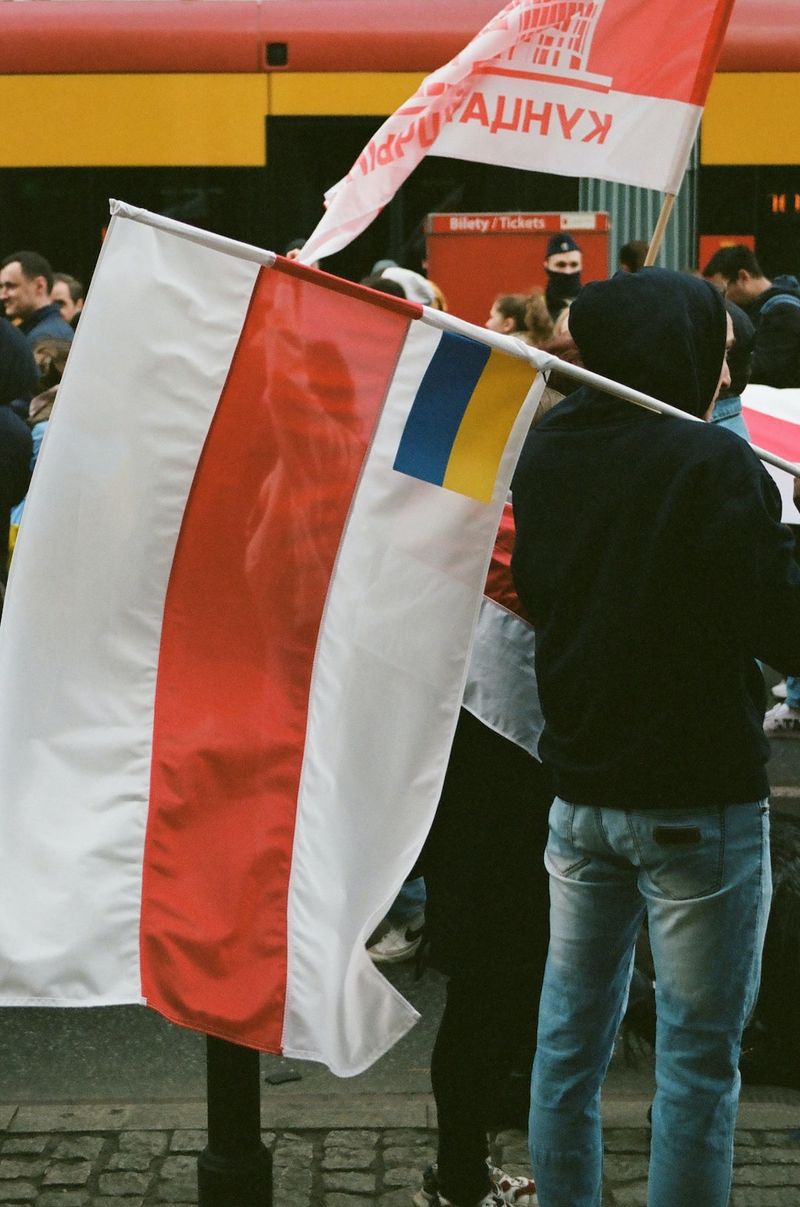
[763,702,800,738]
[490,1167,538,1205]
[367,911,424,963]
[413,1162,537,1207]
[771,680,788,700]
[412,1192,504,1207]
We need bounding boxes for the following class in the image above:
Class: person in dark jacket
[511,268,800,1207]
[703,244,800,388]
[0,316,38,410]
[0,251,75,347]
[0,318,35,593]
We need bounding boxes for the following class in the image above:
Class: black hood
[0,317,38,408]
[569,267,727,418]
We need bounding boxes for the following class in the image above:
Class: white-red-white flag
[0,203,544,1077]
[301,0,735,265]
[743,385,800,523]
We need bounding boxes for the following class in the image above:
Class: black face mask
[545,269,582,301]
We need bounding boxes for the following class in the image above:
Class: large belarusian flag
[0,202,544,1076]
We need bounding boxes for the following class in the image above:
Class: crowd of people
[2,230,800,1207]
[0,250,82,610]
[358,237,800,1207]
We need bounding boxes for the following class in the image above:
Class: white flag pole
[420,306,800,480]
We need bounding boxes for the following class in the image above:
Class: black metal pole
[197,1034,273,1206]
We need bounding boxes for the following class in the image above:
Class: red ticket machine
[425,211,610,326]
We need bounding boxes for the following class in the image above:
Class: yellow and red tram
[0,0,798,284]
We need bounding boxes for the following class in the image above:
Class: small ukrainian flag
[393,330,538,503]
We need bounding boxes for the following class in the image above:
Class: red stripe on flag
[141,265,411,1049]
[742,408,800,465]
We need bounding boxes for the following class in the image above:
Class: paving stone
[604,1155,650,1183]
[764,1132,800,1147]
[0,1138,48,1156]
[610,1184,648,1206]
[42,1159,93,1185]
[325,1130,380,1148]
[322,1147,376,1170]
[735,1165,800,1186]
[604,1128,651,1154]
[91,1200,145,1207]
[118,1131,170,1156]
[736,1132,758,1147]
[52,1136,105,1161]
[37,1192,89,1207]
[384,1164,422,1187]
[381,1130,433,1145]
[156,1185,198,1204]
[731,1190,800,1206]
[0,1118,797,1207]
[170,1130,206,1152]
[159,1155,196,1179]
[383,1145,436,1169]
[106,1151,153,1171]
[0,1181,38,1203]
[274,1164,313,1196]
[493,1130,527,1146]
[736,1149,768,1166]
[0,1159,48,1180]
[98,1169,155,1195]
[274,1139,315,1167]
[496,1163,534,1180]
[733,1148,800,1168]
[323,1170,377,1193]
[495,1142,530,1164]
[758,1149,800,1165]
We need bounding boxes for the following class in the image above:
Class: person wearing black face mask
[543,233,583,324]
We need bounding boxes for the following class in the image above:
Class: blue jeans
[530,798,771,1207]
[786,676,800,710]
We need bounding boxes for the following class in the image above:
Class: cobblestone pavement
[1,1100,800,1205]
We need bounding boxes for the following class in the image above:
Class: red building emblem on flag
[493,0,613,90]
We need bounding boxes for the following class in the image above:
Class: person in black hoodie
[511,268,800,1207]
[0,317,35,599]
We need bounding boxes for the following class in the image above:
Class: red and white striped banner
[302,0,735,263]
[743,384,800,523]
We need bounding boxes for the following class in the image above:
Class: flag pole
[197,1035,272,1205]
[644,193,677,267]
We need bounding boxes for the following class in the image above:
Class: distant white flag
[301,0,735,265]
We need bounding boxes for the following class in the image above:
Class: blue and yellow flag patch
[393,330,538,503]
